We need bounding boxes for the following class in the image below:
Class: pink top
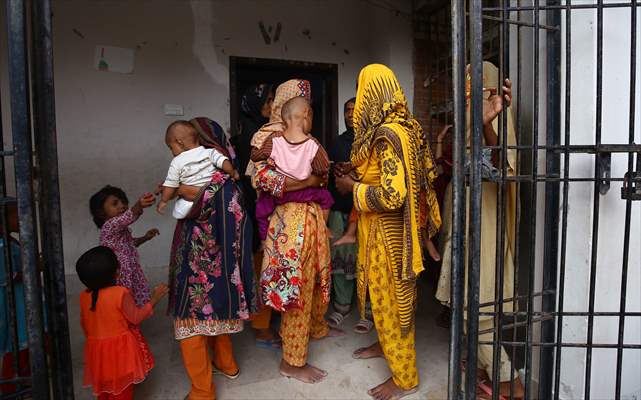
[269,136,320,180]
[100,209,151,306]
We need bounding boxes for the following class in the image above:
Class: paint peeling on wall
[189,0,227,86]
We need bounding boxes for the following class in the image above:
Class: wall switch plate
[164,104,184,116]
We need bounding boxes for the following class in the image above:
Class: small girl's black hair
[76,246,119,311]
[89,185,128,228]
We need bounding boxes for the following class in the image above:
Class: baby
[250,97,333,240]
[158,121,240,219]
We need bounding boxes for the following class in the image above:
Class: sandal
[255,337,282,351]
[353,318,374,334]
[477,380,507,400]
[212,366,240,380]
[327,311,348,329]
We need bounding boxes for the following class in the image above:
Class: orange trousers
[250,251,273,330]
[180,335,238,400]
[280,263,329,367]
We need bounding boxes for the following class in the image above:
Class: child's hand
[231,170,241,181]
[156,201,168,215]
[144,228,160,240]
[150,283,169,307]
[138,192,156,208]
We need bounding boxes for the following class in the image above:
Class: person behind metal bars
[437,61,525,400]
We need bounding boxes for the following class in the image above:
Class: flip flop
[354,318,374,334]
[477,380,507,400]
[255,338,282,351]
[327,311,348,329]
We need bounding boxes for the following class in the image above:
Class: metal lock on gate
[621,152,641,201]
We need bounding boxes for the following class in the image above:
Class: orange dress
[80,286,154,396]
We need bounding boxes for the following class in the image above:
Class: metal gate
[1,0,74,398]
[448,1,640,399]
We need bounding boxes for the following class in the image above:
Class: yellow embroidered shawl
[352,64,441,330]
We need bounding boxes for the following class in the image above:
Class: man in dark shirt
[326,97,372,333]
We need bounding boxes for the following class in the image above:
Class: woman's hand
[335,174,356,195]
[333,162,353,178]
[437,125,452,142]
[483,78,512,126]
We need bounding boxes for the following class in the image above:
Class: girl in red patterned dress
[76,246,168,399]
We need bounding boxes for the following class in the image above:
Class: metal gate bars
[448,1,640,399]
[2,0,74,398]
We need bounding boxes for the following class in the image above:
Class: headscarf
[352,64,441,332]
[241,83,273,124]
[190,117,237,163]
[246,79,312,176]
[352,64,440,237]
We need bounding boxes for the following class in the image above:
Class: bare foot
[368,377,418,400]
[352,342,384,360]
[312,327,345,341]
[279,360,327,384]
[424,238,441,261]
[333,233,356,246]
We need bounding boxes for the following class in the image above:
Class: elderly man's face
[344,101,355,129]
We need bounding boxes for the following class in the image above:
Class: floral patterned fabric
[168,171,256,329]
[260,201,331,312]
[100,209,151,306]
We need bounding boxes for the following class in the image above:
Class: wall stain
[72,28,85,39]
[274,22,282,43]
[258,21,271,45]
[302,29,311,40]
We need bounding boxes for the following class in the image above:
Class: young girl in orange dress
[76,246,168,400]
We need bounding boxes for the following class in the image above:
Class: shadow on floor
[69,268,450,399]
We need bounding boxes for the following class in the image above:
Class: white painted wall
[0,0,414,274]
[559,4,641,399]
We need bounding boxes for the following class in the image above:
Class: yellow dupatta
[351,65,441,330]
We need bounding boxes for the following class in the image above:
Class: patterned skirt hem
[174,318,244,340]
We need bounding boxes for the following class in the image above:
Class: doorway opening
[229,56,339,148]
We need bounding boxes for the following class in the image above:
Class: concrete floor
[69,269,450,400]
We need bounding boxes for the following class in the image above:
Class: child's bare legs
[322,209,333,239]
[333,220,357,246]
[425,237,441,261]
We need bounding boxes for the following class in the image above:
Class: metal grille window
[448,1,640,399]
[2,0,73,398]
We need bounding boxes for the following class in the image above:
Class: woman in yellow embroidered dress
[335,64,441,400]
